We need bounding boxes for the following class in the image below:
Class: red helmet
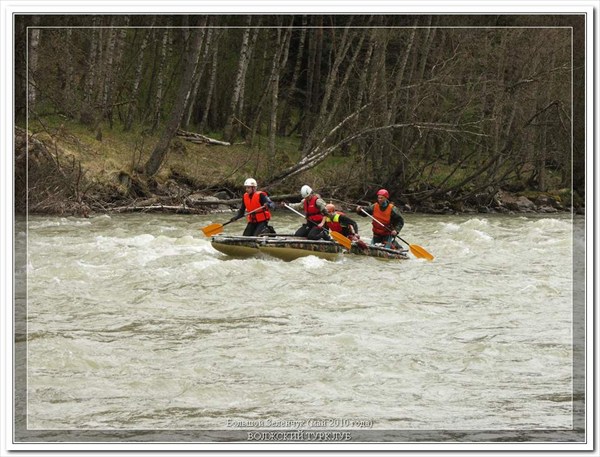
[376,189,390,199]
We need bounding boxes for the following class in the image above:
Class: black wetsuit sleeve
[234,202,246,220]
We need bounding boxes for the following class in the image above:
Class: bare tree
[27,18,41,112]
[301,19,323,154]
[199,33,221,132]
[124,27,152,131]
[223,17,254,143]
[144,25,205,176]
[278,16,308,136]
[150,28,170,132]
[183,16,210,129]
[80,20,100,124]
[266,23,293,176]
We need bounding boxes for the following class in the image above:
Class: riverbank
[15,125,583,218]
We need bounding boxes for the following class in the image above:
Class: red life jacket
[243,191,271,223]
[325,211,345,233]
[303,195,323,224]
[372,203,393,236]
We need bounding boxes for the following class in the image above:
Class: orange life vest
[325,211,345,233]
[243,191,271,223]
[303,195,323,224]
[372,203,393,236]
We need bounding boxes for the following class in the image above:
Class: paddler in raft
[285,185,331,240]
[319,203,369,250]
[356,189,404,250]
[318,203,360,240]
[229,178,276,236]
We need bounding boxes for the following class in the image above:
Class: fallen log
[107,193,302,214]
[176,128,231,146]
[110,204,214,214]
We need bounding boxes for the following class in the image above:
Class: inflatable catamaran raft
[210,234,409,261]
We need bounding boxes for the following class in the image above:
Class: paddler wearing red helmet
[356,189,404,249]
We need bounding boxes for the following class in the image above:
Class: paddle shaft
[284,203,312,222]
[201,206,267,236]
[283,204,351,249]
[284,204,330,232]
[332,198,406,242]
[359,208,434,260]
[359,207,403,242]
[232,205,266,221]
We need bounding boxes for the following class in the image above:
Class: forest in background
[13,14,585,216]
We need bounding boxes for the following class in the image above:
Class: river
[14,211,584,443]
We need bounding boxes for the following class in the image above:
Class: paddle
[283,204,352,250]
[200,207,264,237]
[359,208,434,261]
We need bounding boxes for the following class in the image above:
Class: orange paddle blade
[330,230,352,250]
[409,244,434,261]
[200,223,223,237]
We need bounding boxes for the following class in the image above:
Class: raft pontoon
[210,234,408,261]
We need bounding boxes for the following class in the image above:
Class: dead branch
[176,128,231,146]
[110,204,208,214]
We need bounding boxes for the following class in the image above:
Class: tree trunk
[301,20,322,155]
[199,36,220,132]
[150,28,170,133]
[124,28,152,131]
[223,17,253,143]
[62,28,74,116]
[367,29,390,179]
[301,25,353,154]
[80,21,100,124]
[237,26,260,139]
[102,25,128,128]
[144,27,205,176]
[267,25,293,176]
[387,21,417,124]
[184,22,212,128]
[279,16,307,136]
[27,19,41,112]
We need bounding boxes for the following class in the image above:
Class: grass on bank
[25,115,364,199]
[23,114,572,209]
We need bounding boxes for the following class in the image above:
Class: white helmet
[244,178,257,187]
[300,185,312,198]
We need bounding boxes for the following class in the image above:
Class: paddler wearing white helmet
[230,177,276,236]
[285,185,331,240]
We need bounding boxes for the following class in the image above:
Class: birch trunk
[237,26,260,138]
[184,23,212,128]
[62,28,74,116]
[103,25,128,128]
[124,28,152,131]
[199,36,220,132]
[144,27,205,176]
[151,28,170,133]
[27,20,41,112]
[223,17,253,143]
[301,26,352,155]
[267,25,293,176]
[387,21,417,124]
[81,22,100,123]
[301,21,322,154]
[278,16,307,135]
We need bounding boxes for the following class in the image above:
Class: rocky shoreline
[408,189,582,216]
